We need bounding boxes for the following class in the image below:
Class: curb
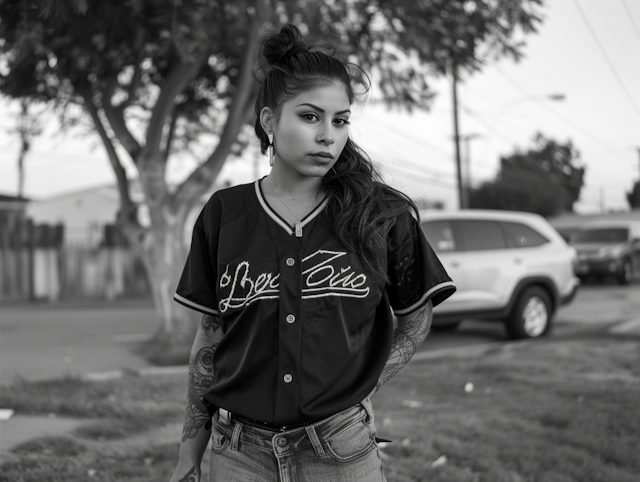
[79,365,188,382]
[609,318,640,335]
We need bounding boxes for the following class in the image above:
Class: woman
[170,24,456,482]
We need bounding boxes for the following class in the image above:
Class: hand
[169,463,200,482]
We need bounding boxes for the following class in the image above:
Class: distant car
[570,221,640,284]
[420,209,580,340]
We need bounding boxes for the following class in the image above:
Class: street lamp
[488,93,565,134]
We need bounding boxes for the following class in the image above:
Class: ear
[260,107,276,136]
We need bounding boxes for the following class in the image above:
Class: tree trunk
[129,201,200,363]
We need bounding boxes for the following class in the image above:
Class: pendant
[294,221,303,237]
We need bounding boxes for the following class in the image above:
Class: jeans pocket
[210,418,230,454]
[325,418,376,463]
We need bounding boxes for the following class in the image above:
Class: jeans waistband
[214,397,375,454]
[231,413,316,432]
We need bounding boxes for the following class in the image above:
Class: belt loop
[305,425,326,457]
[361,396,375,423]
[230,420,243,451]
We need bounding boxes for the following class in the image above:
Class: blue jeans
[209,397,387,482]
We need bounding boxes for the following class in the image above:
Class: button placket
[274,252,301,424]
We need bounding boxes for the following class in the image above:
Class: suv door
[453,219,528,311]
[420,220,464,306]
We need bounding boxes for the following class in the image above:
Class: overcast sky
[1,0,639,214]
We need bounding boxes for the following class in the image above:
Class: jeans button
[277,437,288,447]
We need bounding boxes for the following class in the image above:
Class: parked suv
[420,210,580,339]
[570,221,640,284]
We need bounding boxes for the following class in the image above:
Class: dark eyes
[300,113,350,125]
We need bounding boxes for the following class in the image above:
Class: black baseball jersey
[174,179,456,426]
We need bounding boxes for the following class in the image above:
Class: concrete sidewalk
[2,297,639,461]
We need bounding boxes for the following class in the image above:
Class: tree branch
[80,88,141,232]
[101,76,142,159]
[163,108,178,162]
[172,9,261,210]
[144,49,209,160]
[119,29,146,110]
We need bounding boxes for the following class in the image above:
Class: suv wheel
[618,260,633,285]
[506,287,552,339]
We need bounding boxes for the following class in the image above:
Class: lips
[309,152,333,160]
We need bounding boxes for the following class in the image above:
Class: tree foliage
[0,0,545,338]
[469,133,585,217]
[628,181,640,209]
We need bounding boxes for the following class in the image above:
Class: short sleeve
[174,204,220,316]
[386,212,456,316]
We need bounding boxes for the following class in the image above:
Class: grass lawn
[1,334,639,481]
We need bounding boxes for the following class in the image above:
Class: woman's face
[270,81,351,179]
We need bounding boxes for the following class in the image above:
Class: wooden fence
[0,218,150,302]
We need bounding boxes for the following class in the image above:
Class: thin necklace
[267,180,320,237]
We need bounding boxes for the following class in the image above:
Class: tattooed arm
[371,300,433,395]
[170,314,223,482]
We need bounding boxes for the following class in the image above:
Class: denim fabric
[209,397,387,482]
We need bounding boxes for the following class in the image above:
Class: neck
[267,168,323,199]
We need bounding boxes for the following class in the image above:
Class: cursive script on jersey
[218,250,370,312]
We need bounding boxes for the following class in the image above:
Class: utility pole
[451,65,466,209]
[461,134,482,204]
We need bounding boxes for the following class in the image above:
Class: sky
[1,0,639,214]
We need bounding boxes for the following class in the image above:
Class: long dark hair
[254,25,419,281]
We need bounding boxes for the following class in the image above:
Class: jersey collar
[255,179,329,237]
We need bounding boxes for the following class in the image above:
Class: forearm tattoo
[377,305,432,391]
[181,314,221,442]
[201,313,222,334]
[178,466,197,482]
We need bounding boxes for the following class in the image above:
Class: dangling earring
[267,132,274,167]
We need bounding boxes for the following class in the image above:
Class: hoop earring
[267,132,274,167]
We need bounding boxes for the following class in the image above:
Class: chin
[298,165,332,178]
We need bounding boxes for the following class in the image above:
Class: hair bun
[262,24,309,67]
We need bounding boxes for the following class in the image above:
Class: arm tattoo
[178,466,197,482]
[377,305,432,391]
[201,313,222,335]
[182,328,219,441]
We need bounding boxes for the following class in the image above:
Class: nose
[317,127,335,145]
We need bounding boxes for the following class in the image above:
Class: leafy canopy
[470,133,585,217]
[0,0,546,221]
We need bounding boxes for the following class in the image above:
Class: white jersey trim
[254,179,329,236]
[393,281,456,316]
[174,293,219,316]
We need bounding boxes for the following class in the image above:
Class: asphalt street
[1,280,639,385]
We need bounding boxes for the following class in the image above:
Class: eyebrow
[296,103,351,115]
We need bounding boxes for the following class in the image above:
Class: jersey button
[286,257,295,266]
[284,374,293,383]
[286,314,295,324]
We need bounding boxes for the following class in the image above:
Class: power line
[622,0,640,47]
[572,0,640,120]
[493,65,632,160]
[590,0,640,66]
[378,162,458,188]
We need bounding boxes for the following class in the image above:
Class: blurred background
[1,0,639,344]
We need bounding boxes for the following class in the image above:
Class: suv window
[457,220,507,251]
[421,221,457,253]
[572,228,629,243]
[501,221,549,248]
